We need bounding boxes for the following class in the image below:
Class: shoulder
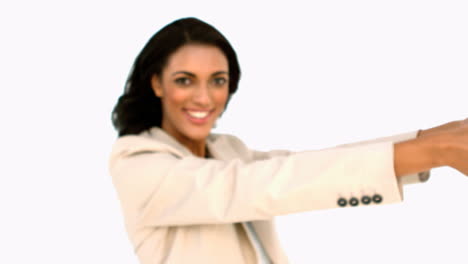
[109,127,189,166]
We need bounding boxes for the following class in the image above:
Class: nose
[192,84,211,106]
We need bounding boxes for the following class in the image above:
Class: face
[151,44,230,144]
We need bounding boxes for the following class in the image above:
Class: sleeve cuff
[399,171,431,185]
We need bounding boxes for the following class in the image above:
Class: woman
[109,17,468,264]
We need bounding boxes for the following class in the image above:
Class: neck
[183,138,207,158]
[160,127,207,158]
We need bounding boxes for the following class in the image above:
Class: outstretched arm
[110,137,404,227]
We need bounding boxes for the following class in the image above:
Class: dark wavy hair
[111,17,241,137]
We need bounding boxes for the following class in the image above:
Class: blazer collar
[145,127,239,161]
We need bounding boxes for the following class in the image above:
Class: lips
[187,110,210,119]
[184,109,214,124]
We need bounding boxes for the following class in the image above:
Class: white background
[1,1,467,263]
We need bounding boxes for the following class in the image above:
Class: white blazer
[108,127,429,264]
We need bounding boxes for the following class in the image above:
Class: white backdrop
[1,1,467,263]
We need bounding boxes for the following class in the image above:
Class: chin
[185,127,212,141]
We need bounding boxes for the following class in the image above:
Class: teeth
[187,111,209,119]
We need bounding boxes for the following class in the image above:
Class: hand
[418,118,467,137]
[436,119,468,176]
[394,118,468,177]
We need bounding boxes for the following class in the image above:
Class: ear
[150,75,164,98]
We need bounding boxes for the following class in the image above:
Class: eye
[212,77,228,86]
[174,77,191,86]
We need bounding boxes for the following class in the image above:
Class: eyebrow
[171,71,229,77]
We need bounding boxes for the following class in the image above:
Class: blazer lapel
[251,221,289,263]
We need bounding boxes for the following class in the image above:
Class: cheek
[214,89,229,108]
[164,86,189,107]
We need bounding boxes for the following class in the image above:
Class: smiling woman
[109,17,468,264]
[150,44,230,156]
[111,17,240,139]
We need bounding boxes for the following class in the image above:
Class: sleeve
[249,130,430,186]
[109,141,403,228]
[335,130,431,186]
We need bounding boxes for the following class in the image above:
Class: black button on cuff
[372,194,383,204]
[337,198,347,207]
[361,196,371,205]
[349,197,359,206]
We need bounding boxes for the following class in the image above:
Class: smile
[184,109,214,124]
[187,110,210,119]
